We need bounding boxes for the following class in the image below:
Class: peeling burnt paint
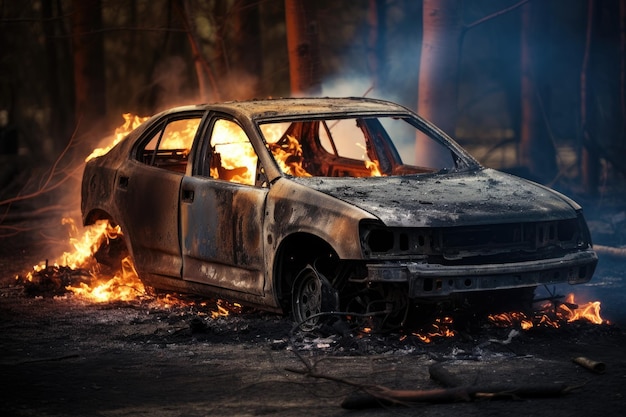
[291,168,579,228]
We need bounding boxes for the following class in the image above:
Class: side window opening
[139,117,201,173]
[206,119,259,186]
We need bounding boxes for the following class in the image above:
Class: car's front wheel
[291,265,338,331]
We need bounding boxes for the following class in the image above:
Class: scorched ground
[1,225,625,417]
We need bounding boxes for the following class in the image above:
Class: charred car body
[81,97,597,328]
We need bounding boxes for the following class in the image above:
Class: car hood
[289,168,580,227]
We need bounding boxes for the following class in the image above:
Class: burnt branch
[286,352,584,410]
[0,126,84,238]
[341,382,580,409]
[464,0,531,31]
[340,361,583,409]
[594,244,626,259]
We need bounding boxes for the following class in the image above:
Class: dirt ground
[1,282,625,417]
[1,203,626,417]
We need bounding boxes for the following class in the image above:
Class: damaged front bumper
[364,249,598,297]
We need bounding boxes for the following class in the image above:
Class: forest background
[0,0,624,224]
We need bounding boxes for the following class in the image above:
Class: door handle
[118,176,129,189]
[182,189,195,202]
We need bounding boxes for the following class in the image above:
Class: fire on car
[81,97,598,330]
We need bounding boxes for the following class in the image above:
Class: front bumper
[364,250,598,297]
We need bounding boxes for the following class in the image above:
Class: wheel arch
[272,232,340,311]
[83,208,115,226]
[82,208,133,263]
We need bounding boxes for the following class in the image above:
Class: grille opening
[399,233,409,251]
[442,224,524,248]
[367,229,394,252]
[558,218,578,241]
[438,219,583,257]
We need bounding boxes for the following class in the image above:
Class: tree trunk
[621,0,626,138]
[284,0,321,96]
[580,0,600,194]
[519,1,558,184]
[176,0,211,102]
[367,0,388,93]
[71,0,106,142]
[232,0,263,99]
[417,0,461,136]
[42,0,71,155]
[416,0,461,164]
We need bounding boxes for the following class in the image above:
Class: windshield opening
[259,116,466,178]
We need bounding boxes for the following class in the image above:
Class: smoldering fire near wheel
[291,266,338,331]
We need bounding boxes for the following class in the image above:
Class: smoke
[151,56,197,111]
[320,74,418,162]
[217,69,262,102]
[321,76,375,99]
[151,56,264,108]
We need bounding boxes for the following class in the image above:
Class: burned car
[81,97,597,329]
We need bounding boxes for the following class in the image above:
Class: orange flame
[365,160,383,176]
[155,294,242,318]
[488,293,607,329]
[262,124,385,178]
[28,218,109,275]
[86,113,149,161]
[27,113,151,301]
[210,120,258,184]
[488,311,535,330]
[412,316,456,343]
[268,135,312,177]
[409,294,606,343]
[24,114,248,313]
[556,293,605,325]
[27,218,146,302]
[67,255,145,302]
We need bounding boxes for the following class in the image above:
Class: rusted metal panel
[115,164,184,280]
[180,176,266,296]
[265,177,376,261]
[364,250,598,297]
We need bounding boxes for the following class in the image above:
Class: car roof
[162,97,414,121]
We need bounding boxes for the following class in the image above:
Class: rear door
[115,113,203,280]
[181,116,267,296]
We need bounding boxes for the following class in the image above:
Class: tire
[291,266,338,331]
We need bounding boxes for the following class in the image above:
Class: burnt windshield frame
[398,115,478,171]
[255,113,479,177]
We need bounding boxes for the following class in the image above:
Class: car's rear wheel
[93,226,129,276]
[291,266,338,331]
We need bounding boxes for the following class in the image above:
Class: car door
[115,114,203,280]
[180,117,267,296]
